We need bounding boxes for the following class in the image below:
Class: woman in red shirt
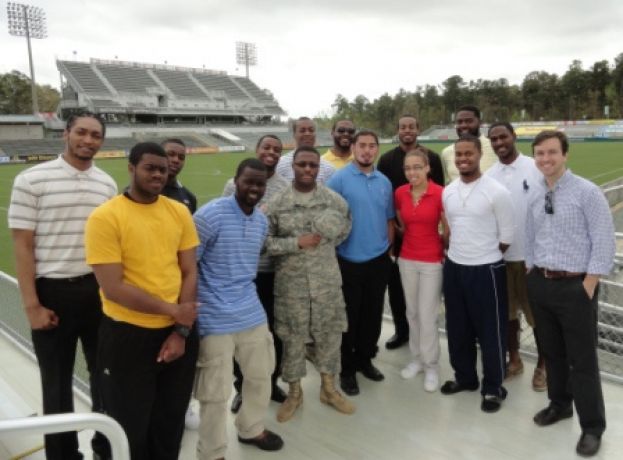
[395,148,448,392]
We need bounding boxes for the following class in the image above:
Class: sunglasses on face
[336,127,356,134]
[544,190,554,215]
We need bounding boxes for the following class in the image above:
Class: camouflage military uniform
[265,184,351,382]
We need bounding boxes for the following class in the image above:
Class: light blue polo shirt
[327,162,394,262]
[193,195,268,336]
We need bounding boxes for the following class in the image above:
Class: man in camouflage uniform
[265,145,355,422]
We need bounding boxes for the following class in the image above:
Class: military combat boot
[320,373,356,414]
[276,381,303,422]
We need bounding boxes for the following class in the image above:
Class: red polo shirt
[394,181,444,263]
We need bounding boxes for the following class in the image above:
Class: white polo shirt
[8,155,118,278]
[442,174,515,266]
[486,153,541,262]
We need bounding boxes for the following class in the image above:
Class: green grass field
[0,141,622,275]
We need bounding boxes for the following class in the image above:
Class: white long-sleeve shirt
[443,174,515,265]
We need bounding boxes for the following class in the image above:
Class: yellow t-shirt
[321,149,353,169]
[85,194,199,328]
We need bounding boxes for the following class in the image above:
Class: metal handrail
[0,413,130,460]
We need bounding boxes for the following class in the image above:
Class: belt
[38,273,95,284]
[535,266,585,280]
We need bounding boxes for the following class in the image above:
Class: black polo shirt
[161,181,197,214]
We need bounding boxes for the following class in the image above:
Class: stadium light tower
[6,2,47,114]
[236,41,257,79]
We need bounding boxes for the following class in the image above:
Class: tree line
[0,70,60,114]
[319,53,623,137]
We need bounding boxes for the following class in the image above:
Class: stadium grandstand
[419,120,623,141]
[0,58,349,160]
[56,58,285,122]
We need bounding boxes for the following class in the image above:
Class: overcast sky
[2,0,622,118]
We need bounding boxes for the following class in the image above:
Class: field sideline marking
[183,169,223,176]
[589,167,623,181]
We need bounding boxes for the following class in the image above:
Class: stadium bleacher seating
[97,64,159,94]
[231,76,274,103]
[151,69,209,99]
[61,61,111,95]
[421,122,623,141]
[193,74,247,101]
[0,135,219,157]
[0,139,65,156]
[56,59,285,118]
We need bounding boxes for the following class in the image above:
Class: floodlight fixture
[6,2,48,114]
[236,41,257,78]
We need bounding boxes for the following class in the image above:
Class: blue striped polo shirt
[194,195,268,336]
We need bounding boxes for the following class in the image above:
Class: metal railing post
[0,413,130,460]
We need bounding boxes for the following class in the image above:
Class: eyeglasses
[293,161,320,169]
[544,190,554,215]
[404,165,425,172]
[336,127,356,134]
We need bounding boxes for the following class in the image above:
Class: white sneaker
[424,369,439,392]
[185,402,200,430]
[400,361,422,379]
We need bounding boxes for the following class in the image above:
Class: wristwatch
[173,323,191,338]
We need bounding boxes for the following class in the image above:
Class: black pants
[97,316,199,460]
[32,274,109,460]
[388,238,409,339]
[338,253,391,376]
[233,272,282,392]
[443,259,508,397]
[526,270,606,436]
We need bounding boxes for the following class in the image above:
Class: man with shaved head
[441,105,496,183]
[276,117,335,183]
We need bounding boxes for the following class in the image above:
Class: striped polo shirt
[194,195,268,336]
[221,172,288,272]
[8,155,118,278]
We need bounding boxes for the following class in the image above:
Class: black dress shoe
[576,433,601,457]
[358,362,385,381]
[533,405,573,426]
[439,380,479,395]
[385,334,409,350]
[238,429,284,451]
[270,385,287,403]
[340,374,360,396]
[481,395,503,413]
[230,392,242,414]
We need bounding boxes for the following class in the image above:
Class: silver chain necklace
[458,178,481,207]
